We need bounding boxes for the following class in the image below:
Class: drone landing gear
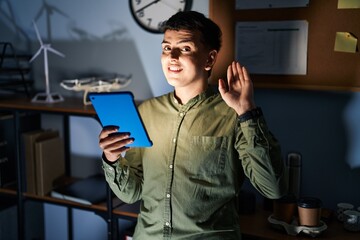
[31,92,64,103]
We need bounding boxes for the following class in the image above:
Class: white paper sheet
[235,20,308,75]
[236,0,309,9]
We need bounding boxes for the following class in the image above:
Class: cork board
[209,0,360,91]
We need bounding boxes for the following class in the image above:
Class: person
[98,11,287,240]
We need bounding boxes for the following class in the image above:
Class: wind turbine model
[30,21,65,103]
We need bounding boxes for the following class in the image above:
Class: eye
[162,45,171,52]
[181,46,191,52]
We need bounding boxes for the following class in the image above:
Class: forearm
[236,116,287,199]
[102,155,143,203]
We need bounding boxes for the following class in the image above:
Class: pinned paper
[338,0,360,9]
[334,32,357,53]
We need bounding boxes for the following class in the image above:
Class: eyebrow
[161,38,194,45]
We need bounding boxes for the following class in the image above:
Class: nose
[170,48,181,59]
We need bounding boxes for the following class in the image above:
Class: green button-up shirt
[102,87,286,240]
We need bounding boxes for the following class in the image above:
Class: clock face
[130,0,192,33]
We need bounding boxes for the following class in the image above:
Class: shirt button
[172,138,176,143]
[179,112,184,117]
[169,164,173,169]
[166,193,171,198]
[108,167,113,171]
[165,222,171,227]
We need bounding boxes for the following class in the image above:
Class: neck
[174,83,208,105]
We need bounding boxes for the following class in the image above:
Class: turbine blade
[29,48,43,63]
[47,47,65,58]
[32,20,43,45]
[34,6,45,22]
[51,5,70,18]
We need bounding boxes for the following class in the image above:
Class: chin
[166,77,180,86]
[166,81,178,88]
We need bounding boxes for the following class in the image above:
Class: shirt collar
[171,85,217,110]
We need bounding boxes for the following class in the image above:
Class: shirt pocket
[188,136,227,177]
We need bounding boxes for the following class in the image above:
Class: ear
[205,50,218,71]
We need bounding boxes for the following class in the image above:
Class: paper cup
[298,197,322,227]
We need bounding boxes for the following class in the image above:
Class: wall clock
[129,0,192,33]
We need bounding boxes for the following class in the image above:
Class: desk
[239,206,359,240]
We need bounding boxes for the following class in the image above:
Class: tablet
[89,92,152,147]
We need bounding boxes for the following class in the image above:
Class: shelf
[0,187,139,220]
[2,54,31,60]
[26,193,139,219]
[0,192,16,212]
[0,188,17,195]
[0,96,132,239]
[0,79,32,86]
[0,97,96,116]
[0,68,31,74]
[112,199,140,219]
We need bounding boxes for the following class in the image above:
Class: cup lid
[343,210,360,216]
[298,197,322,208]
[337,202,354,209]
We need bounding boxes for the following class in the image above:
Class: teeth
[169,66,181,71]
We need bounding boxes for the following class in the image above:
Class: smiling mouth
[168,66,182,73]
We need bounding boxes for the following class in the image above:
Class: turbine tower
[30,21,65,103]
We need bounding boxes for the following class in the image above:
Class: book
[35,136,65,196]
[22,129,59,194]
[50,174,107,205]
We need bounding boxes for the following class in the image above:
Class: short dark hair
[162,11,222,52]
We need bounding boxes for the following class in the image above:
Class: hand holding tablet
[89,92,152,147]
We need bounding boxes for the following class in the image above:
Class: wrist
[238,107,263,123]
[102,152,119,165]
[234,101,256,115]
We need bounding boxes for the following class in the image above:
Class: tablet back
[89,92,152,147]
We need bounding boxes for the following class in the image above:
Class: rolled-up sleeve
[102,152,143,203]
[236,116,287,199]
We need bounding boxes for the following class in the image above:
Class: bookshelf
[0,97,139,240]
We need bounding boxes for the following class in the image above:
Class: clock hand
[160,1,181,12]
[136,0,161,13]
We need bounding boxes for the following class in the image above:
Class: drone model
[30,20,65,103]
[60,75,132,105]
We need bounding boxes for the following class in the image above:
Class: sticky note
[334,32,357,53]
[338,0,360,9]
